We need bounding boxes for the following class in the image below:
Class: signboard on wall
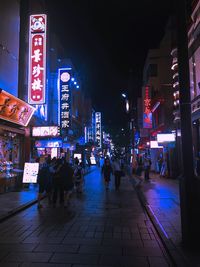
[95,112,102,148]
[35,139,62,148]
[23,162,39,183]
[58,68,72,136]
[28,14,47,104]
[0,89,35,126]
[143,86,152,128]
[157,133,176,143]
[32,126,60,137]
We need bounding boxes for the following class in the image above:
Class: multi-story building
[140,20,176,177]
[0,0,35,169]
[188,0,200,157]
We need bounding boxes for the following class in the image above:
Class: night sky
[47,0,174,132]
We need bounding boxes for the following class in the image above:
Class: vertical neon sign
[28,14,47,104]
[143,86,152,128]
[95,112,102,148]
[58,68,72,136]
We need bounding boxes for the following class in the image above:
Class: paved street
[133,172,200,266]
[0,167,173,267]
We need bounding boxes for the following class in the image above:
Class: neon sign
[28,14,47,104]
[32,126,60,137]
[58,68,71,135]
[143,86,152,128]
[95,112,102,148]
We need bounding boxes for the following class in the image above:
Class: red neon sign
[143,86,152,128]
[28,14,47,104]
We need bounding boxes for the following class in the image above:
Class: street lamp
[122,93,127,98]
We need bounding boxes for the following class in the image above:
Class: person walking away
[102,158,113,190]
[112,157,122,191]
[61,159,74,207]
[74,161,84,194]
[143,153,151,181]
[52,159,64,207]
[37,159,52,209]
[133,155,143,187]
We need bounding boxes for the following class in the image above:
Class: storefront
[0,89,35,192]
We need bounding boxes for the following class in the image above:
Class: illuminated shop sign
[28,14,47,104]
[150,141,163,148]
[0,89,35,126]
[143,86,152,128]
[32,126,60,137]
[58,68,71,135]
[157,133,176,143]
[35,139,62,148]
[95,112,102,148]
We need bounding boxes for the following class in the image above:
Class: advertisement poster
[22,162,39,183]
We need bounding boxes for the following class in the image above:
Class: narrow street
[0,167,173,267]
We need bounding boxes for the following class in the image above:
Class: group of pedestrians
[37,156,84,209]
[101,157,125,191]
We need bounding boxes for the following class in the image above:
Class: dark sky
[47,0,173,132]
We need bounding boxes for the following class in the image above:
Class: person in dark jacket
[37,159,52,209]
[102,158,113,190]
[52,158,64,207]
[62,159,74,207]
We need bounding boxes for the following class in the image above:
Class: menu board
[22,162,39,183]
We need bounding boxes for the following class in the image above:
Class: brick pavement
[0,185,38,222]
[0,167,173,267]
[131,171,200,267]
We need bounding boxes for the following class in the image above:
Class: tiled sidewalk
[0,167,173,266]
[0,185,38,221]
[132,172,200,266]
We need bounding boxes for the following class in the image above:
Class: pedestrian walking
[143,153,151,181]
[52,158,64,207]
[102,158,113,190]
[112,157,122,190]
[37,158,52,209]
[61,159,74,207]
[74,160,84,194]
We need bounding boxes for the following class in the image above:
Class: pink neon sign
[28,14,47,104]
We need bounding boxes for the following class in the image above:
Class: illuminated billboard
[95,112,102,148]
[157,133,176,143]
[32,126,59,137]
[0,89,35,126]
[150,141,163,148]
[28,14,47,104]
[35,139,62,148]
[58,68,72,135]
[143,86,152,128]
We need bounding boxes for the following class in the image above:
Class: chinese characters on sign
[58,68,71,136]
[143,86,152,128]
[32,126,60,137]
[0,89,35,126]
[28,14,47,104]
[95,112,102,148]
